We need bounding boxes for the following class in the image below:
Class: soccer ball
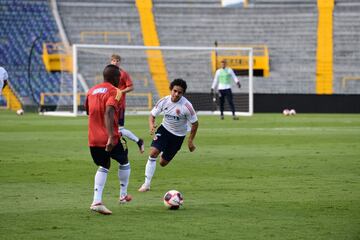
[16,109,24,116]
[163,190,184,210]
[282,109,290,116]
[289,109,296,115]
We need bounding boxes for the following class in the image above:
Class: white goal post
[44,44,253,116]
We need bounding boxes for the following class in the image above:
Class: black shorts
[118,108,125,126]
[151,125,185,162]
[90,138,128,169]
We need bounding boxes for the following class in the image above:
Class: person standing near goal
[110,54,145,153]
[138,78,199,192]
[211,59,241,120]
[86,64,132,215]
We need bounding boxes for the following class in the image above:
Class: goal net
[42,45,253,116]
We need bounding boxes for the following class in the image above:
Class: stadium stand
[152,1,318,94]
[333,0,360,94]
[0,0,67,107]
[56,0,320,95]
[57,0,160,105]
[1,0,359,111]
[152,0,221,8]
[0,98,6,107]
[249,0,316,8]
[57,1,143,45]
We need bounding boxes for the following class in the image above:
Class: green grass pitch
[0,110,359,240]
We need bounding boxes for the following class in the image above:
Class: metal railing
[80,31,132,43]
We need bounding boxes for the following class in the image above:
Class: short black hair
[103,64,120,84]
[170,78,187,93]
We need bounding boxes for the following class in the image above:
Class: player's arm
[149,97,165,135]
[211,70,219,94]
[149,114,157,136]
[85,96,89,115]
[120,85,134,94]
[104,105,116,152]
[120,71,134,94]
[188,121,198,152]
[230,68,241,88]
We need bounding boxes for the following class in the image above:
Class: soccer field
[0,110,359,240]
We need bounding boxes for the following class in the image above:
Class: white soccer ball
[163,190,184,210]
[289,109,296,115]
[282,109,290,116]
[16,109,24,116]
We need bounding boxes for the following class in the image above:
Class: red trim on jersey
[155,98,166,108]
[185,103,195,116]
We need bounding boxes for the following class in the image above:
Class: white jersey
[151,95,198,136]
[0,67,8,94]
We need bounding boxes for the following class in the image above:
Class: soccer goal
[42,44,253,116]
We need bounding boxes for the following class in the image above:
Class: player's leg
[159,157,169,167]
[89,147,112,215]
[111,138,132,203]
[138,147,160,192]
[219,90,225,119]
[226,89,238,120]
[159,133,185,167]
[120,127,144,153]
[139,125,167,192]
[118,109,144,153]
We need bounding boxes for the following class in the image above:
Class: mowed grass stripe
[0,110,359,240]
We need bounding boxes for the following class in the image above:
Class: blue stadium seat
[0,0,64,106]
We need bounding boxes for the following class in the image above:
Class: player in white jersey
[138,79,199,192]
[0,66,8,95]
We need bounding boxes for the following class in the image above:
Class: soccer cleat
[90,203,112,215]
[138,183,150,192]
[233,116,239,120]
[220,115,224,120]
[119,194,133,204]
[137,138,145,154]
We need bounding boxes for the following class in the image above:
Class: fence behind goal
[41,45,253,116]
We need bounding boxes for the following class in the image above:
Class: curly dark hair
[169,78,187,93]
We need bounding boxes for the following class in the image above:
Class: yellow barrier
[316,0,334,94]
[211,45,270,77]
[2,85,22,111]
[80,31,132,43]
[42,43,72,72]
[136,0,170,97]
[342,76,360,89]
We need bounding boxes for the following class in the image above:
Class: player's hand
[237,82,241,88]
[105,137,115,152]
[210,89,216,102]
[188,141,196,152]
